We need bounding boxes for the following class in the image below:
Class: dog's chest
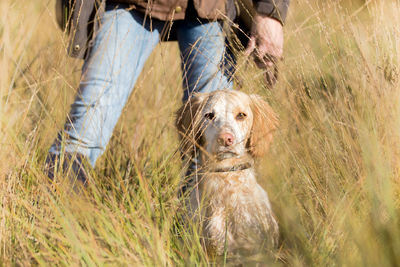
[197,170,277,253]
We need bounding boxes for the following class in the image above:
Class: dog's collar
[204,155,254,173]
[208,161,253,173]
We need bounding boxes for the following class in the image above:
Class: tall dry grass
[1,0,400,265]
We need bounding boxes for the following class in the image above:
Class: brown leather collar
[204,154,254,173]
[208,161,253,173]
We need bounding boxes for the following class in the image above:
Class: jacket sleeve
[253,0,290,25]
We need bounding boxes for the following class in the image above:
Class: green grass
[1,0,400,265]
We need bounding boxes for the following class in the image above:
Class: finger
[254,53,277,69]
[264,54,278,64]
[263,54,277,68]
[245,36,256,56]
[253,54,268,69]
[256,40,282,59]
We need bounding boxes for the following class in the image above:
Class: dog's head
[176,90,278,161]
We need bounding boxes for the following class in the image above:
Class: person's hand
[245,14,284,68]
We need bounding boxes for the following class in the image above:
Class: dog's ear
[248,94,279,158]
[175,94,207,157]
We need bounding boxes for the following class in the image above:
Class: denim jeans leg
[49,7,163,166]
[177,20,234,101]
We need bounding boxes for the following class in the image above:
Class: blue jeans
[49,5,233,166]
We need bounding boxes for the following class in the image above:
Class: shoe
[44,153,89,186]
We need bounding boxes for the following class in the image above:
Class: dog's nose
[217,132,235,146]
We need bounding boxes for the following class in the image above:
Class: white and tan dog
[176,90,279,256]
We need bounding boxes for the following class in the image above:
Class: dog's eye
[236,112,247,120]
[204,112,215,120]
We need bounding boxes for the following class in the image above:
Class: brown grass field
[1,0,400,265]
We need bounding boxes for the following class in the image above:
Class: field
[1,0,400,265]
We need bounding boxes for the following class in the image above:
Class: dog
[175,90,279,256]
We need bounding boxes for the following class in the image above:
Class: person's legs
[176,20,234,101]
[49,5,163,168]
[176,20,235,195]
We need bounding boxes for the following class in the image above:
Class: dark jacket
[56,0,290,59]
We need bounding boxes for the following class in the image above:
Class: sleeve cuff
[254,1,289,25]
